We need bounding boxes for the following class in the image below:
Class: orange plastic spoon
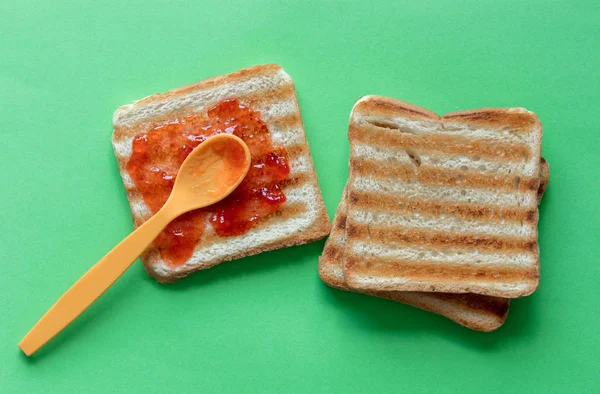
[19,133,251,356]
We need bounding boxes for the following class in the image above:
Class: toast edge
[150,210,331,283]
[112,64,284,128]
[351,95,441,121]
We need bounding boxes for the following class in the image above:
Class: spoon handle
[19,204,179,356]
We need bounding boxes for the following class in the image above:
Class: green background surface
[1,0,599,393]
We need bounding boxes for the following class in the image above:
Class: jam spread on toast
[126,99,290,267]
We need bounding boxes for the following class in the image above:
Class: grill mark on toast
[126,173,309,202]
[350,158,539,193]
[335,212,347,230]
[286,143,308,158]
[113,127,129,142]
[538,157,549,203]
[114,117,306,163]
[346,223,536,253]
[280,173,310,189]
[349,124,531,161]
[350,207,535,238]
[442,108,540,133]
[346,256,539,284]
[364,118,418,134]
[112,83,296,142]
[353,96,440,120]
[352,144,538,177]
[241,83,296,112]
[350,241,535,268]
[323,240,344,262]
[118,64,283,110]
[352,176,537,208]
[349,191,537,224]
[196,201,308,248]
[268,113,303,130]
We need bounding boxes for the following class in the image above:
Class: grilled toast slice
[343,96,544,297]
[319,159,548,331]
[112,64,330,282]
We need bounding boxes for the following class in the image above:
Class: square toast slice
[112,64,330,282]
[319,158,547,331]
[343,96,543,298]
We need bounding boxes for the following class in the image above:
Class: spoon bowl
[169,133,251,213]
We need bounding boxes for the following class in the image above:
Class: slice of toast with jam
[112,65,330,282]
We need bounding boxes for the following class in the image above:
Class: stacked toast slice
[319,96,548,331]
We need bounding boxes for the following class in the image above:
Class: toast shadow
[142,239,327,291]
[319,283,540,351]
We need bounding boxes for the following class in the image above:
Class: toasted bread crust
[353,97,542,133]
[353,95,440,121]
[443,108,541,132]
[538,157,550,203]
[115,64,282,115]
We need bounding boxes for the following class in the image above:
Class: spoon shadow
[20,239,326,362]
[19,267,140,363]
